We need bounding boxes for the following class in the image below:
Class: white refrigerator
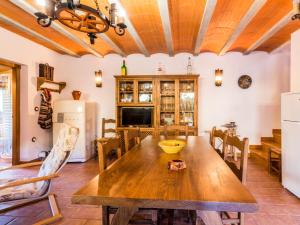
[53,100,96,162]
[281,92,300,197]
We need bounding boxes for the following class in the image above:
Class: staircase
[251,129,281,161]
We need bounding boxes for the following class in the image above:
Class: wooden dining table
[72,136,258,225]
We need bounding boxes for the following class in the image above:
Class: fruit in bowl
[158,140,186,154]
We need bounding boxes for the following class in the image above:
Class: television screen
[121,107,153,127]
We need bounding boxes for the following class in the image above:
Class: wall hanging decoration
[39,63,54,81]
[37,77,66,93]
[38,88,53,129]
[215,69,223,87]
[34,0,127,44]
[95,70,102,87]
[238,75,252,89]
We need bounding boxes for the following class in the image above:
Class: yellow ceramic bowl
[158,140,186,154]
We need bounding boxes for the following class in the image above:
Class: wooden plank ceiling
[0,0,298,57]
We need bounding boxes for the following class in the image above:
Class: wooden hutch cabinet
[115,75,199,137]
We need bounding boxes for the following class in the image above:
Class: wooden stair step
[251,147,268,161]
[261,140,281,150]
[272,129,281,135]
[273,133,281,145]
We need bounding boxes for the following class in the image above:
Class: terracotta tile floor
[0,156,299,225]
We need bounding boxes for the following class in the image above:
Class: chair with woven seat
[97,137,122,173]
[221,135,249,225]
[0,123,79,225]
[123,128,141,153]
[163,124,189,138]
[102,118,117,139]
[98,137,158,225]
[210,126,228,158]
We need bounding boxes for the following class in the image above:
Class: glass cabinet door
[160,81,175,126]
[119,81,134,103]
[179,80,195,126]
[138,81,153,103]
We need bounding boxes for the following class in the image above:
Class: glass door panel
[0,70,12,160]
[160,81,175,126]
[138,81,153,103]
[179,81,195,126]
[119,81,134,103]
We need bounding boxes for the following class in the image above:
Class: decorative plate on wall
[238,75,252,89]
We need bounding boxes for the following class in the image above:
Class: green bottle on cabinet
[121,60,127,76]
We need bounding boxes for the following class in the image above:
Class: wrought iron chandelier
[34,0,127,44]
[292,0,300,20]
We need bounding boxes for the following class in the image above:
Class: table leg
[233,146,238,161]
[196,210,223,225]
[268,148,271,175]
[110,207,138,225]
[102,206,109,225]
[167,209,174,225]
[239,212,245,225]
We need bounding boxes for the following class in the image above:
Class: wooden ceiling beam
[245,10,294,54]
[219,0,267,56]
[9,0,105,57]
[112,0,150,57]
[194,0,217,55]
[157,0,174,56]
[271,40,290,54]
[0,13,80,57]
[98,33,126,57]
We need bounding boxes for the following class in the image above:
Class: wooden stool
[268,147,282,182]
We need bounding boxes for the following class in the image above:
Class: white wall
[0,26,290,161]
[0,27,74,161]
[57,52,290,145]
[291,29,300,92]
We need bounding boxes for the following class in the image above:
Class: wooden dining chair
[221,135,249,225]
[97,137,158,225]
[210,126,228,158]
[163,125,191,224]
[163,124,189,138]
[97,137,122,173]
[123,128,141,153]
[268,147,282,182]
[102,118,117,138]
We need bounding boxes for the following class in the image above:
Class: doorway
[0,66,12,165]
[0,61,20,166]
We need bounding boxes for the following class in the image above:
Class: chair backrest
[37,123,79,190]
[97,137,121,173]
[210,126,228,155]
[123,128,141,153]
[224,135,249,184]
[102,118,117,138]
[163,125,189,138]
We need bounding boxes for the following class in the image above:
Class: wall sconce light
[95,70,102,87]
[215,69,223,87]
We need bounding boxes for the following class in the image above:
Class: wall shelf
[37,77,66,93]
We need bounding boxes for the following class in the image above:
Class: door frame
[0,59,20,165]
